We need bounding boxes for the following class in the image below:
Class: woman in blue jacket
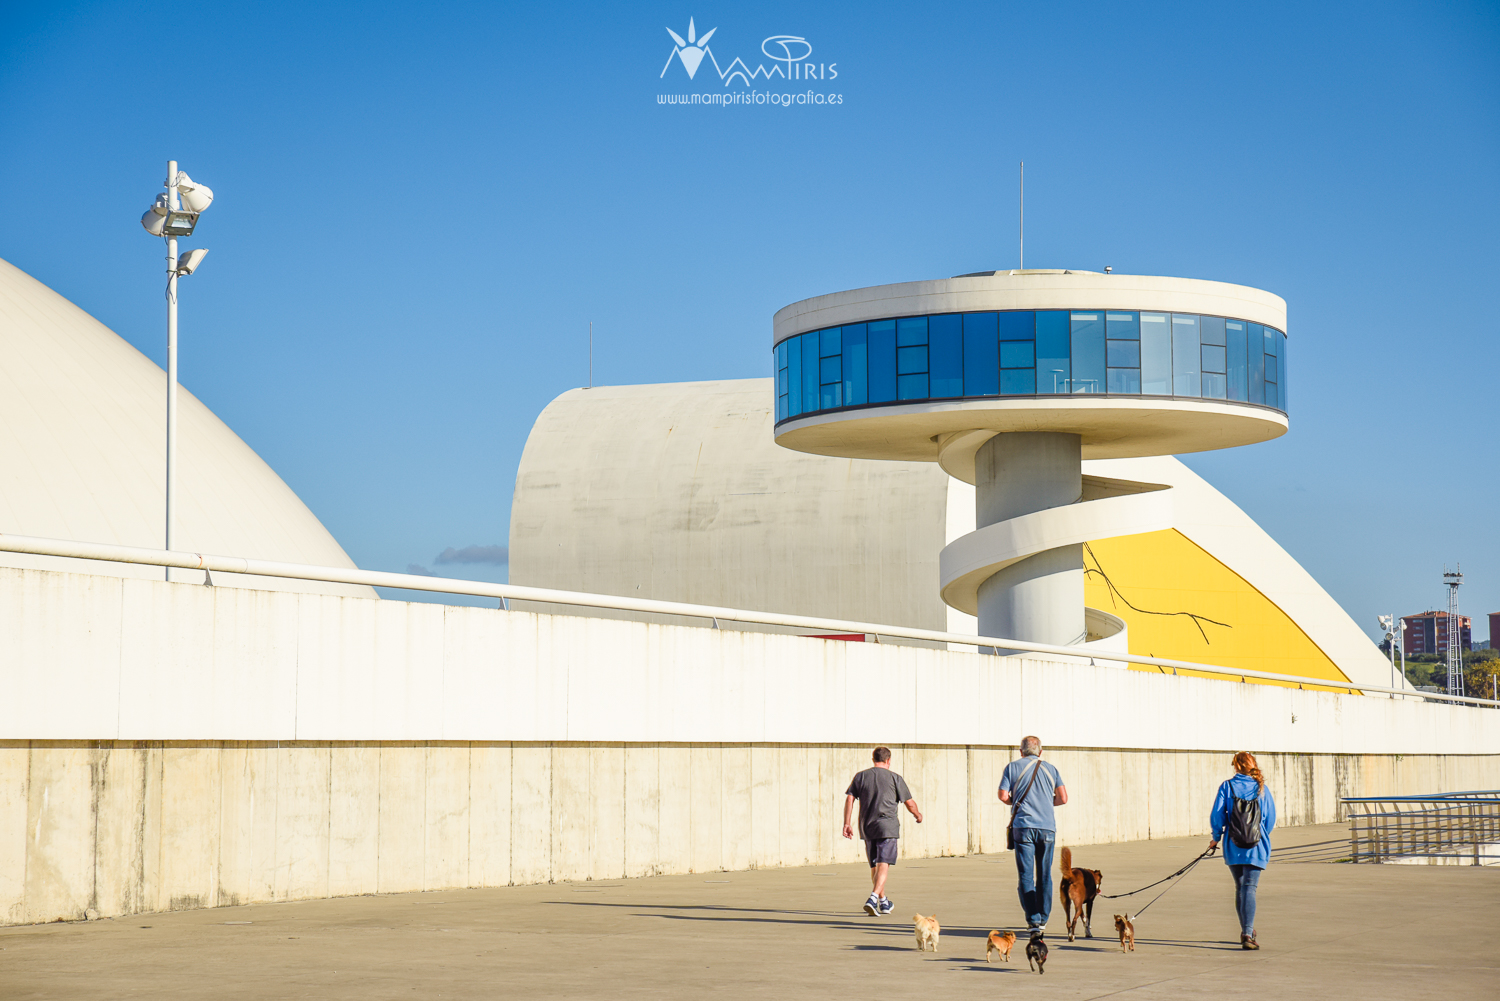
[1208,751,1276,950]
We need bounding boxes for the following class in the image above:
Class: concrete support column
[974,432,1085,648]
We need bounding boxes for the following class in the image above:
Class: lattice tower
[1444,566,1464,696]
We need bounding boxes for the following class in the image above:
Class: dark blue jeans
[1230,864,1262,935]
[1013,827,1055,929]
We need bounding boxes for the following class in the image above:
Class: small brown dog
[1113,913,1135,952]
[913,913,940,952]
[1059,846,1105,941]
[985,930,1017,962]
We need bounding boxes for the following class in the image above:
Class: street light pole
[165,160,179,582]
[140,159,212,583]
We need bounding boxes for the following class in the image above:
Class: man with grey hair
[999,736,1068,934]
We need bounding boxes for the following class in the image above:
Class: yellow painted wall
[1084,529,1351,687]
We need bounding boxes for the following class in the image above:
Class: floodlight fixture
[176,248,210,276]
[161,210,199,236]
[174,172,214,213]
[141,193,170,236]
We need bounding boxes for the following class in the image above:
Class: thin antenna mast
[588,320,593,389]
[1018,161,1024,270]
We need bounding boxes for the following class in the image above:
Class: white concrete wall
[2,565,1498,925]
[4,741,1496,926]
[2,566,1494,753]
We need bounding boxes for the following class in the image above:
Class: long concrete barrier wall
[2,566,1498,925]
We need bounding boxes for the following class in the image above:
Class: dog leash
[1098,846,1217,917]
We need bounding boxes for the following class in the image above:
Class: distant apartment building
[1402,611,1471,655]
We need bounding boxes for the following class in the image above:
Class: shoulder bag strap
[1010,758,1043,820]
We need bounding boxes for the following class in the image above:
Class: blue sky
[2,1,1497,639]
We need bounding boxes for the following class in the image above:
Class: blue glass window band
[774,310,1285,422]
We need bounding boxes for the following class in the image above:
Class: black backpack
[1226,783,1263,849]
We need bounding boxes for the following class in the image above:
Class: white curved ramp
[940,484,1174,615]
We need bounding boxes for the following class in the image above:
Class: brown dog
[1058,847,1104,942]
[1113,913,1135,952]
[985,930,1016,963]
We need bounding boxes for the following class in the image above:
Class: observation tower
[771,270,1289,653]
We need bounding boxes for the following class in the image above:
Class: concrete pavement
[2,822,1497,1000]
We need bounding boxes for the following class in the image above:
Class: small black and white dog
[1026,931,1048,974]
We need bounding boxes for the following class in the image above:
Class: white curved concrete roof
[509,379,953,630]
[0,257,372,596]
[511,378,1392,687]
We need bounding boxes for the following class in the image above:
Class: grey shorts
[866,838,898,867]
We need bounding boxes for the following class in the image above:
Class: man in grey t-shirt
[842,746,923,916]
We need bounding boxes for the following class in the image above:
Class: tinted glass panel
[802,332,820,409]
[1248,323,1265,403]
[1035,311,1070,394]
[1200,315,1226,347]
[1106,311,1139,339]
[928,314,963,398]
[1226,320,1248,402]
[1279,332,1288,411]
[962,312,999,396]
[1107,368,1141,393]
[820,355,841,385]
[819,326,840,357]
[1107,340,1140,367]
[820,380,842,410]
[1000,341,1035,368]
[1070,312,1106,394]
[868,320,897,402]
[1172,314,1200,397]
[997,311,1034,341]
[842,323,868,406]
[1202,336,1228,400]
[1000,369,1036,395]
[897,345,928,375]
[787,335,803,415]
[775,341,788,420]
[896,316,928,346]
[897,373,928,399]
[1140,312,1171,395]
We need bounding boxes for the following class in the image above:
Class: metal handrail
[1343,793,1500,864]
[2,529,1499,708]
[1341,791,1500,803]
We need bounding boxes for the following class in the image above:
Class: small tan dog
[985,929,1017,962]
[913,913,940,952]
[1113,913,1135,952]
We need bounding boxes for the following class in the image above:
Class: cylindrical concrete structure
[769,269,1291,652]
[973,431,1084,646]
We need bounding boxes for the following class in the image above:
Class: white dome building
[0,257,371,596]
